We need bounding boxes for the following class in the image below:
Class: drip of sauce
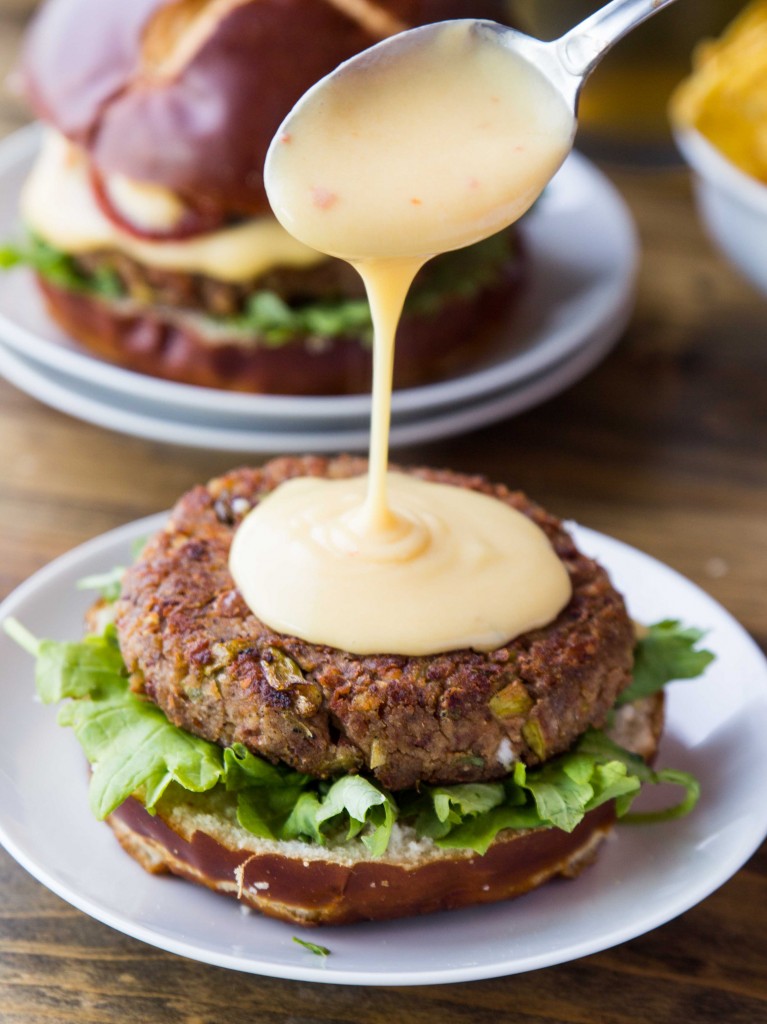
[231,20,575,655]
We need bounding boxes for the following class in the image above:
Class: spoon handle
[556,0,683,80]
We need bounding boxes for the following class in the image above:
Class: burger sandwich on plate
[7,457,706,926]
[4,0,524,394]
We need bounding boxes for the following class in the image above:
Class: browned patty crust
[115,457,635,790]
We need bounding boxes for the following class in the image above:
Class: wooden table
[0,6,765,1023]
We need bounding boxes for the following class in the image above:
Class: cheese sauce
[231,20,575,655]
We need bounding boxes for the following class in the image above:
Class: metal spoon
[280,0,683,129]
[496,0,684,111]
[264,0,683,259]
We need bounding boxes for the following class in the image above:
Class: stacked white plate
[0,125,638,452]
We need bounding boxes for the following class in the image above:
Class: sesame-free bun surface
[20,0,509,217]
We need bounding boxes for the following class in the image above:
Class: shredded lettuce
[3,616,705,857]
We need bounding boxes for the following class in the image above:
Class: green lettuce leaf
[618,619,715,705]
[313,775,396,855]
[223,744,312,839]
[76,566,126,602]
[408,730,700,855]
[210,230,516,345]
[60,685,225,819]
[235,784,312,840]
[31,626,224,818]
[280,791,326,844]
[34,626,128,704]
[406,782,507,840]
[235,772,396,853]
[0,235,122,297]
[430,802,543,855]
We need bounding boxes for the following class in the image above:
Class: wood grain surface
[0,3,765,1022]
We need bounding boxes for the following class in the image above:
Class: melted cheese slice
[20,130,323,282]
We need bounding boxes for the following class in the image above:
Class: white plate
[0,124,637,426]
[0,516,765,984]
[0,307,625,451]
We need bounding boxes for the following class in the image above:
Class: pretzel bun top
[20,0,507,216]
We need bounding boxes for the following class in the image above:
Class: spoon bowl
[264,0,682,263]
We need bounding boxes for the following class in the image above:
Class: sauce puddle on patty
[230,20,575,655]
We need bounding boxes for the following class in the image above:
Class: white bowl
[675,126,767,295]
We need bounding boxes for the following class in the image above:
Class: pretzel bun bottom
[104,692,665,926]
[109,794,616,926]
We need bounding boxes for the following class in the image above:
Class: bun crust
[36,266,522,394]
[21,0,510,216]
[109,794,617,925]
[105,696,664,925]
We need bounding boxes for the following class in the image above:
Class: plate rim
[0,514,766,984]
[0,298,629,452]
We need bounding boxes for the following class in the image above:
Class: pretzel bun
[18,0,523,394]
[20,0,509,217]
[106,695,664,926]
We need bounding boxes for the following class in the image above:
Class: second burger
[13,0,524,395]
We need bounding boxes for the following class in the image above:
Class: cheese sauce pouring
[231,19,576,655]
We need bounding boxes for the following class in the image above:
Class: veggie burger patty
[116,456,635,791]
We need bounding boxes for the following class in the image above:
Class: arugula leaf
[619,619,715,705]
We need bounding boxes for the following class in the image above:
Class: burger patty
[72,249,366,319]
[115,457,635,791]
[70,228,519,322]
